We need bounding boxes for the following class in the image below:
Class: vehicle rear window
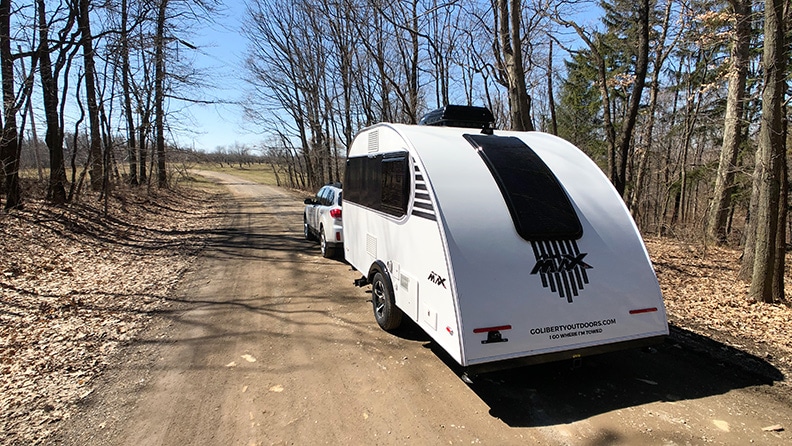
[464,134,582,241]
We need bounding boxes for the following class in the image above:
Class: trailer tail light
[330,208,342,219]
[629,307,658,315]
[473,325,512,333]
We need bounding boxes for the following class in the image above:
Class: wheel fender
[368,261,396,304]
[368,260,389,283]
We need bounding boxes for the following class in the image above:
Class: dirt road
[56,172,790,445]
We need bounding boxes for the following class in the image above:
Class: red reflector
[329,208,342,219]
[335,232,341,241]
[629,307,658,315]
[473,325,512,334]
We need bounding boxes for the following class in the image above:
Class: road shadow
[421,324,784,427]
[389,317,434,342]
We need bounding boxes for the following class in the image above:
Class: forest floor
[1,180,791,445]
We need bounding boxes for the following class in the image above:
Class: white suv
[303,183,343,258]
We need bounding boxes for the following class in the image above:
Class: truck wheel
[371,271,402,330]
[320,227,335,258]
[304,216,315,241]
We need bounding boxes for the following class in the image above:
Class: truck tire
[320,228,336,258]
[304,216,316,241]
[371,270,402,330]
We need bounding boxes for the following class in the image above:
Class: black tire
[320,227,336,258]
[304,216,316,241]
[371,270,402,330]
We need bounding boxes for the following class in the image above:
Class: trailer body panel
[343,124,668,368]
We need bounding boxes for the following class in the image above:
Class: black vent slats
[411,163,436,221]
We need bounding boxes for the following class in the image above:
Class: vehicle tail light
[330,208,342,219]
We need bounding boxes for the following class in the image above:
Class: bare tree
[706,0,752,244]
[154,0,168,188]
[37,0,77,204]
[77,0,103,191]
[628,0,679,220]
[119,0,138,185]
[554,0,650,197]
[0,0,21,209]
[493,0,534,131]
[743,0,787,303]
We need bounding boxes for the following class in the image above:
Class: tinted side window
[345,152,409,218]
[381,155,409,217]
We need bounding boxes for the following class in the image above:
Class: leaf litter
[1,186,224,445]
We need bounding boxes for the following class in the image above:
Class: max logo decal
[428,271,447,289]
[530,240,592,303]
[531,253,592,274]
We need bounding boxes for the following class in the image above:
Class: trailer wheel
[371,271,402,330]
[320,228,336,258]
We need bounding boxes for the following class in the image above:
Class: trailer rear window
[345,152,410,218]
[464,134,582,241]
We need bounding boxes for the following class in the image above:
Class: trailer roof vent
[419,105,495,133]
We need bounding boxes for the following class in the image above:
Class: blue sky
[177,1,603,153]
[174,2,260,152]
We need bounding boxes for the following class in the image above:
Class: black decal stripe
[551,240,573,302]
[548,242,562,295]
[565,240,585,289]
[413,201,434,211]
[415,192,431,201]
[530,242,548,288]
[538,241,558,293]
[412,209,437,221]
[561,241,580,298]
[571,240,589,284]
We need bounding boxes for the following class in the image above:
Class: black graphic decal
[428,271,447,289]
[530,240,592,303]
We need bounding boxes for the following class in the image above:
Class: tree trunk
[628,0,674,220]
[77,0,103,191]
[773,147,787,299]
[121,0,138,185]
[20,50,44,183]
[497,0,534,131]
[707,0,751,244]
[407,0,419,124]
[547,39,557,135]
[745,0,786,303]
[612,0,650,197]
[0,0,21,209]
[37,0,68,204]
[155,0,168,188]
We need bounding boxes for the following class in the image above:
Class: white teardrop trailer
[343,106,668,373]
